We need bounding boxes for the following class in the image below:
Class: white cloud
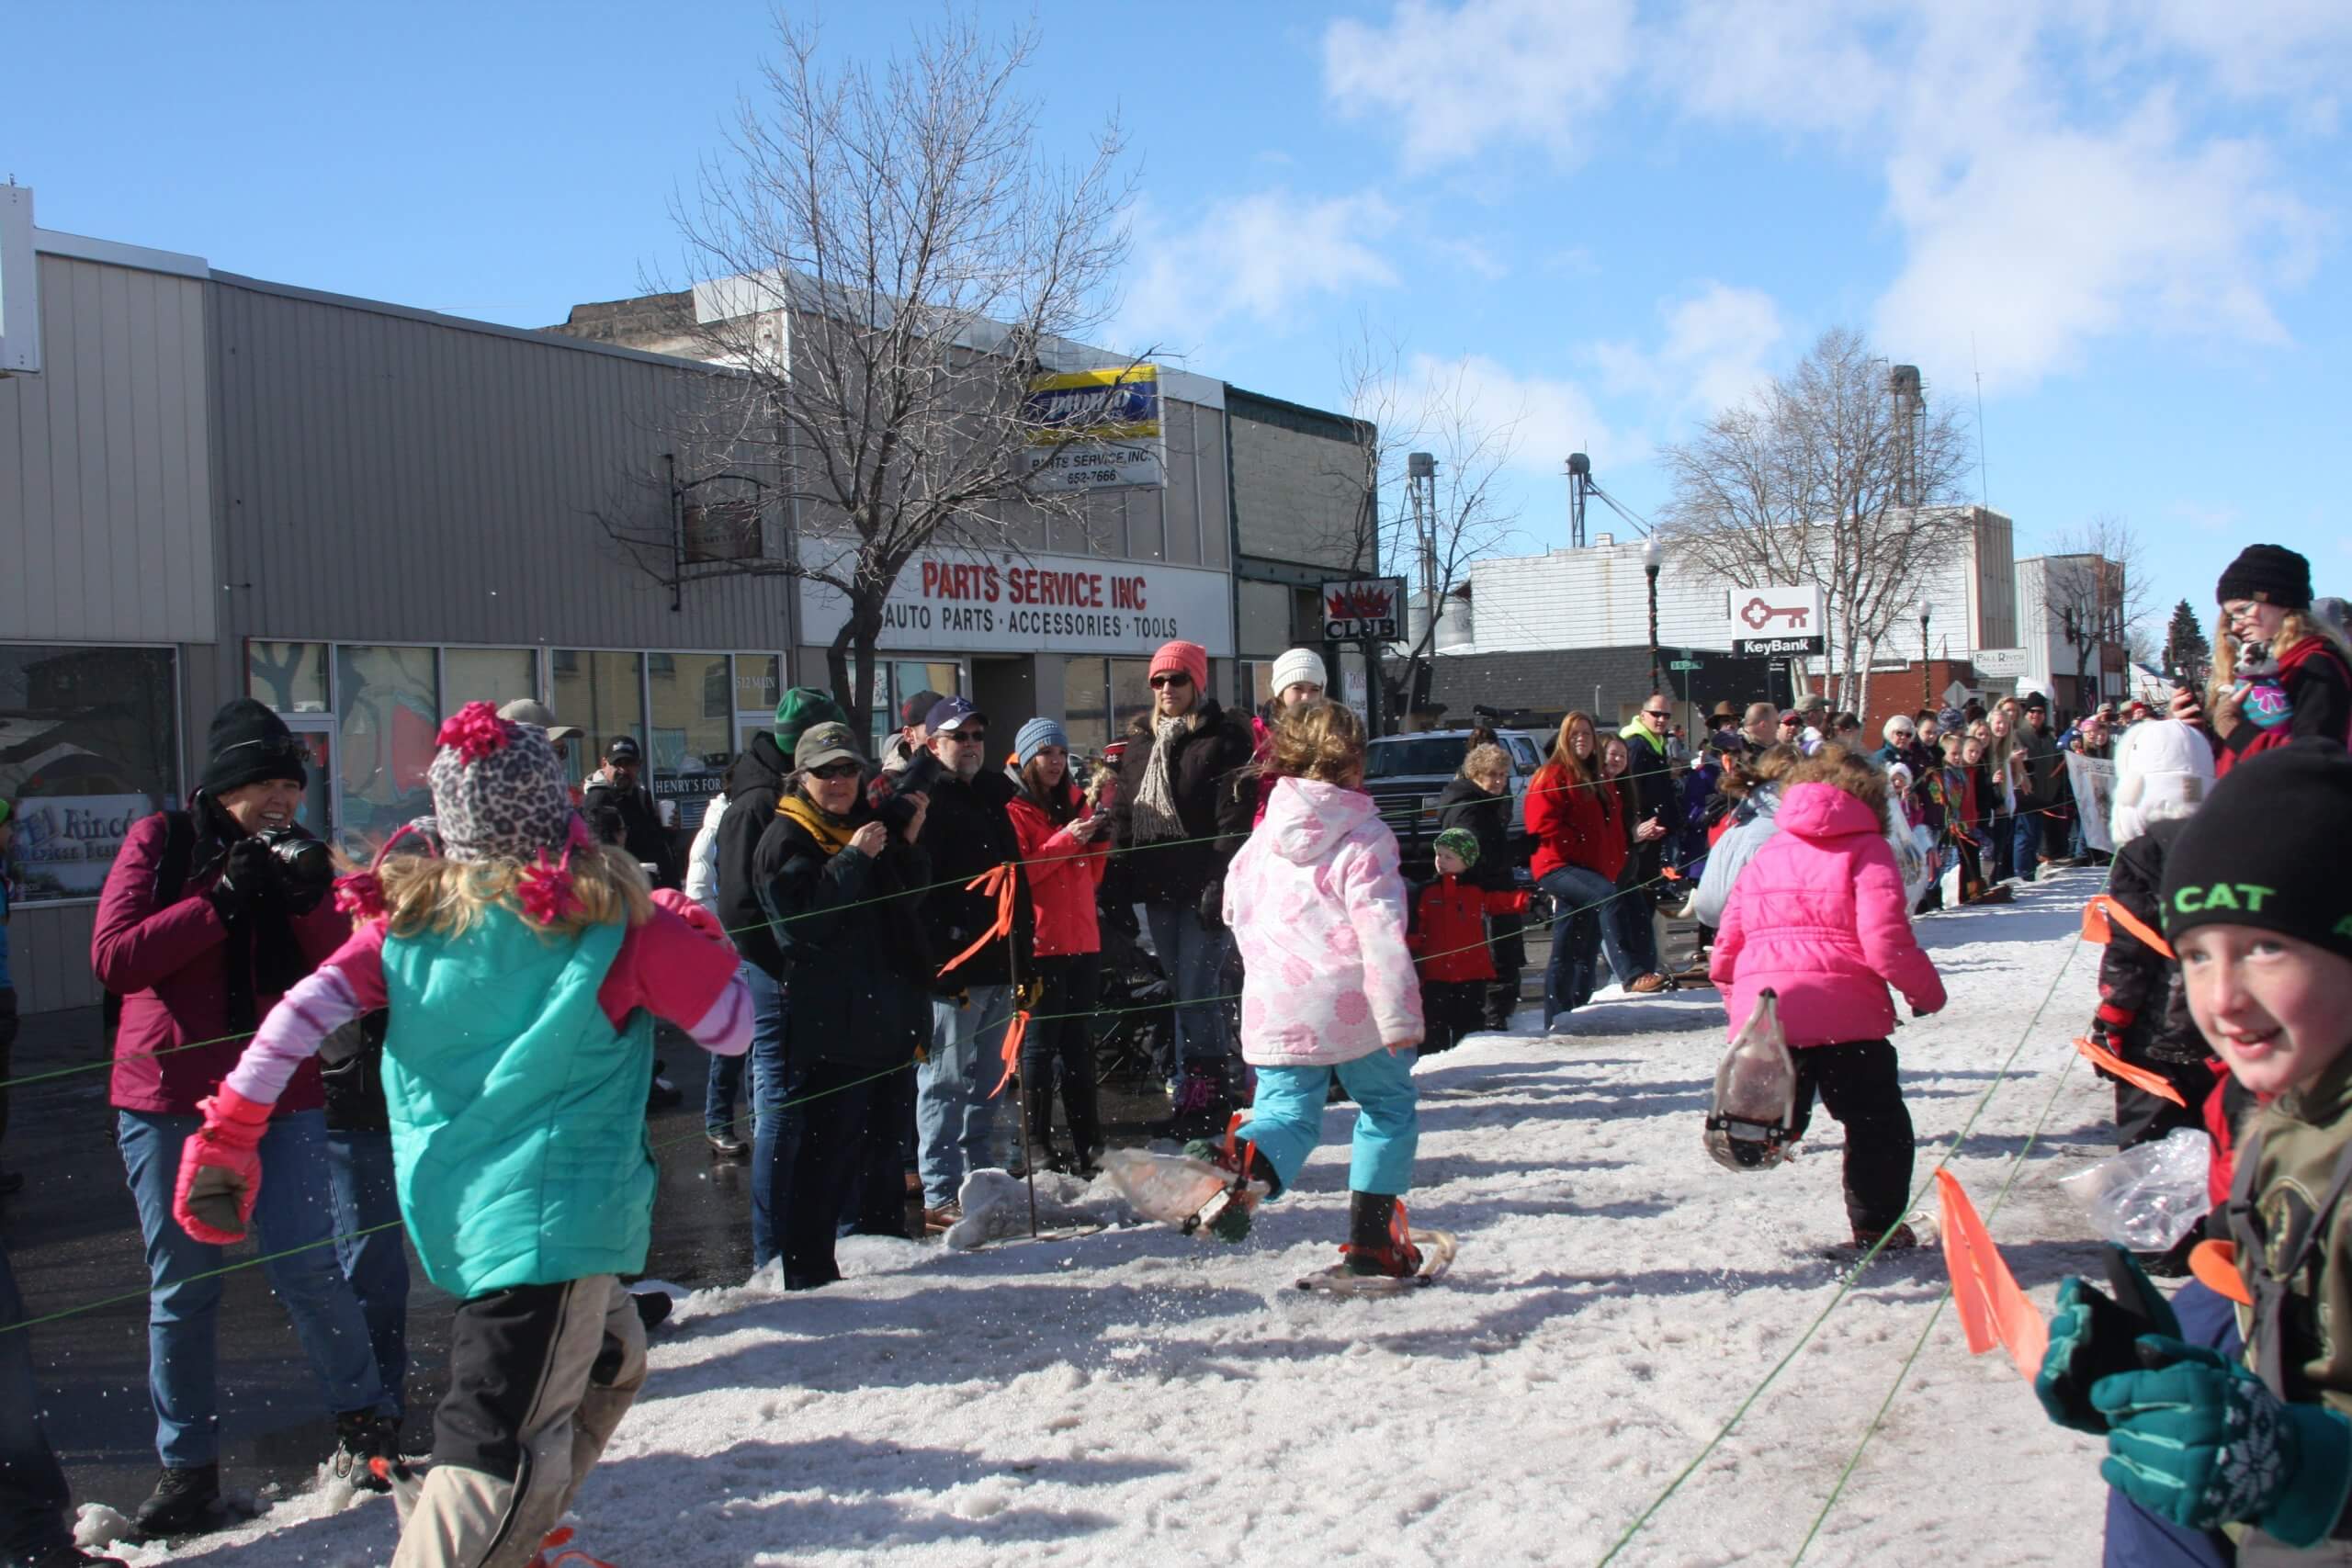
[1114,188,1401,355]
[1596,282,1785,412]
[1396,351,1629,483]
[1321,0,1634,171]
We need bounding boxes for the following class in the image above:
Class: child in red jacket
[1409,829,1531,1055]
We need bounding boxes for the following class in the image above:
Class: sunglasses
[808,761,861,781]
[1148,672,1192,689]
[942,729,989,745]
[1642,709,1669,718]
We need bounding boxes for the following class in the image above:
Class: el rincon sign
[797,553,1236,658]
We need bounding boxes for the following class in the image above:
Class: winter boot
[133,1463,223,1539]
[1342,1191,1426,1279]
[1852,1221,1921,1251]
[330,1410,400,1492]
[1159,1065,1227,1139]
[1182,1113,1283,1241]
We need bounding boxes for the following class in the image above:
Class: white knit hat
[1269,647,1328,698]
[2109,719,2214,849]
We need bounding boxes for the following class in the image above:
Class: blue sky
[12,1,2347,637]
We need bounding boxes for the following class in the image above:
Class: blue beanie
[1014,716,1069,770]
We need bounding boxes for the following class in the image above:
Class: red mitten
[175,1086,274,1245]
[650,887,727,944]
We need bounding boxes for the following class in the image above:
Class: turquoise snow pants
[1237,1051,1419,1197]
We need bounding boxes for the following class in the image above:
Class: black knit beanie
[201,697,309,798]
[2215,544,2312,611]
[2162,740,2352,963]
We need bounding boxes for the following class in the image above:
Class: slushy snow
[121,871,2125,1565]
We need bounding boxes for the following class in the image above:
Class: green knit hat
[1433,827,1479,868]
[774,686,846,756]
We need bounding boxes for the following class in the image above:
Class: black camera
[868,746,943,833]
[256,825,335,915]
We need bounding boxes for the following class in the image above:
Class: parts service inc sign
[797,553,1234,659]
[1322,578,1408,642]
[1023,364,1166,492]
[1729,584,1826,657]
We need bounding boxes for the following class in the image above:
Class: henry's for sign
[1730,584,1826,657]
[1322,578,1408,642]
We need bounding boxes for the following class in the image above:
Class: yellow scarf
[775,792,858,856]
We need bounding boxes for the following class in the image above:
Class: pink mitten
[650,888,727,944]
[175,1086,274,1245]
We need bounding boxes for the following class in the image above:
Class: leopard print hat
[426,703,577,864]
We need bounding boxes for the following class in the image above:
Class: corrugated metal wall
[0,254,216,643]
[205,276,797,702]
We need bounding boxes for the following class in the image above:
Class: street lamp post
[1643,535,1665,698]
[1919,600,1933,710]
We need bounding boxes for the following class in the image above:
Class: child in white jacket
[1215,701,1428,1277]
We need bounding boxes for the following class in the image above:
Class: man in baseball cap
[582,734,677,887]
[923,695,987,735]
[495,698,582,744]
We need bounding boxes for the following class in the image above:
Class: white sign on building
[1728,584,1826,657]
[1974,647,2030,678]
[797,551,1235,658]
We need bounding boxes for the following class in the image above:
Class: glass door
[279,715,344,853]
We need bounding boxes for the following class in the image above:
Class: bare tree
[1321,327,1525,728]
[2042,513,2151,717]
[1657,328,1975,717]
[611,9,1135,730]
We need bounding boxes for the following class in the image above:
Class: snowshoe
[1297,1194,1454,1295]
[1102,1114,1275,1239]
[330,1410,401,1493]
[1818,1213,1939,1262]
[1703,989,1799,1172]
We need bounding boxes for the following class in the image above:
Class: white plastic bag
[1705,989,1798,1172]
[2058,1127,2211,1251]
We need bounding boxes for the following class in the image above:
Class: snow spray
[1703,988,1798,1172]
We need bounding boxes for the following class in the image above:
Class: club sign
[1730,584,1826,657]
[1322,577,1408,642]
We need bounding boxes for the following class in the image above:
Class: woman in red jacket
[1526,712,1668,1032]
[88,699,395,1537]
[1007,718,1112,1173]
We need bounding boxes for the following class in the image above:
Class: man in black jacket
[910,696,1035,1226]
[718,688,844,1257]
[582,737,679,888]
[2016,690,2066,876]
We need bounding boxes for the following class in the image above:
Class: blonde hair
[1460,742,1510,784]
[1272,700,1366,784]
[378,841,652,942]
[1784,742,1889,818]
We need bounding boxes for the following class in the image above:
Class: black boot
[133,1463,223,1539]
[1342,1191,1424,1278]
[331,1410,400,1492]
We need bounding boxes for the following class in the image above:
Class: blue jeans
[1145,903,1234,1069]
[918,986,1012,1209]
[325,1126,409,1424]
[741,963,797,1270]
[705,1050,747,1139]
[1611,882,1660,976]
[2013,810,2044,877]
[1239,1049,1419,1197]
[0,1241,74,1563]
[1539,866,1638,1023]
[117,1109,387,1468]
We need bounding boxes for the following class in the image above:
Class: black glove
[209,838,280,921]
[1197,880,1226,934]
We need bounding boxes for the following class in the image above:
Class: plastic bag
[1705,988,1798,1172]
[2058,1127,2211,1251]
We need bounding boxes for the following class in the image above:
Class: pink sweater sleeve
[1340,832,1424,1046]
[223,925,390,1105]
[1854,842,1945,1015]
[601,908,754,1055]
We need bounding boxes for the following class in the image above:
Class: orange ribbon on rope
[989,1010,1031,1100]
[2073,1034,2188,1107]
[2189,1239,2254,1306]
[2081,894,2174,959]
[937,863,1020,979]
[1937,1168,2049,1382]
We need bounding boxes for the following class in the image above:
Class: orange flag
[1937,1168,2049,1382]
[938,863,1020,978]
[2074,1035,2188,1107]
[2189,1239,2253,1306]
[989,1010,1030,1099]
[2082,895,2174,958]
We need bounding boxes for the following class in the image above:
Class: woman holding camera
[90,698,396,1538]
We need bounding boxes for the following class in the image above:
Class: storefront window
[247,641,329,713]
[733,653,781,715]
[648,652,732,775]
[336,646,439,840]
[551,650,644,790]
[442,648,537,716]
[0,645,180,901]
[1110,658,1153,739]
[1064,657,1110,750]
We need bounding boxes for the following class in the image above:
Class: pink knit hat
[1148,639,1208,690]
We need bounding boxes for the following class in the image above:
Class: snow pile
[145,873,2122,1565]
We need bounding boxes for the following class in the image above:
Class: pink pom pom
[333,871,387,920]
[516,855,582,925]
[565,814,597,853]
[435,701,513,764]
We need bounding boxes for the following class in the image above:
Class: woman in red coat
[1526,712,1668,1032]
[88,698,394,1536]
[1006,718,1112,1172]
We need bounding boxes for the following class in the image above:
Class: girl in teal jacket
[172,704,750,1568]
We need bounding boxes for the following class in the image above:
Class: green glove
[2093,1336,2352,1548]
[2036,1248,2181,1434]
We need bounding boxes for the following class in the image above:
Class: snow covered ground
[126,870,2131,1566]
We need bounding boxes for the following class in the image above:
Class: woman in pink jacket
[1206,701,1429,1280]
[1709,746,1947,1249]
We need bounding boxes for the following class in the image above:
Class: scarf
[1129,715,1188,843]
[775,790,860,856]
